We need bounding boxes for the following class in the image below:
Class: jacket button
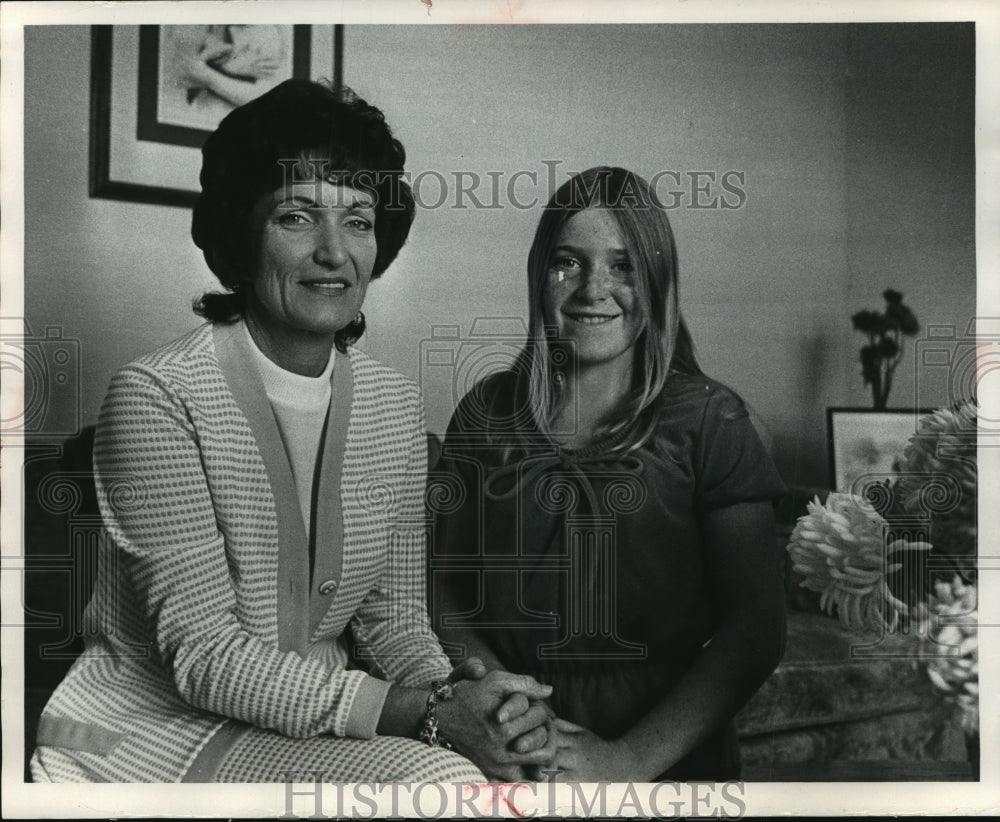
[318,579,338,596]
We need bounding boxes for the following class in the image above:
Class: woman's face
[542,208,645,369]
[250,180,377,345]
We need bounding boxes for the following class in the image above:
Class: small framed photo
[89,24,339,208]
[826,407,931,494]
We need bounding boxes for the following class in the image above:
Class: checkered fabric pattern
[31,323,453,782]
[214,727,485,783]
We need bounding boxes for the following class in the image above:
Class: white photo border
[2,0,998,817]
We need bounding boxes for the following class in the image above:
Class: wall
[843,24,976,411]
[24,27,217,429]
[23,23,975,488]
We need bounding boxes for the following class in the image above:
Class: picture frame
[89,24,342,208]
[826,407,932,494]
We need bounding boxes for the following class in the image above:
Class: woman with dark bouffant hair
[435,166,787,782]
[30,79,553,783]
[189,78,417,346]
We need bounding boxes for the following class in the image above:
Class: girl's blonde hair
[517,166,699,450]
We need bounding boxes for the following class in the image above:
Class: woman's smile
[299,275,352,294]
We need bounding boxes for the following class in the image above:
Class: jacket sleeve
[94,362,378,739]
[349,384,453,691]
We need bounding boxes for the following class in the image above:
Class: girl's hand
[548,718,642,782]
[436,671,554,782]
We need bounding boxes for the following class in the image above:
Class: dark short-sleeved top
[432,369,785,780]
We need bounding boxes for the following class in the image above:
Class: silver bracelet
[418,679,454,749]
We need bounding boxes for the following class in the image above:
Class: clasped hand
[442,660,644,782]
[539,718,642,782]
[437,658,556,782]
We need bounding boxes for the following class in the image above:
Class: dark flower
[852,310,884,334]
[885,302,920,335]
[852,310,872,332]
[899,308,920,335]
[859,346,879,385]
[853,288,919,407]
[878,337,899,358]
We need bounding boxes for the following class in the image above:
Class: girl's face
[542,208,645,370]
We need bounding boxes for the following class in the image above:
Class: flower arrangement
[786,492,928,632]
[893,401,977,572]
[851,289,920,410]
[921,575,978,736]
[788,399,978,742]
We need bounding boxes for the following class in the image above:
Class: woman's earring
[355,311,365,326]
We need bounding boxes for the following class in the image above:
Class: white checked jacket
[31,322,452,782]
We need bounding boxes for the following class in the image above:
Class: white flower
[922,575,978,734]
[894,400,977,566]
[787,492,930,631]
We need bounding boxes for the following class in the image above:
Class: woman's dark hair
[191,79,415,350]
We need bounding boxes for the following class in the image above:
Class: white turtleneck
[241,320,334,536]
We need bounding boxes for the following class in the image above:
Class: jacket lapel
[213,321,311,655]
[308,350,352,637]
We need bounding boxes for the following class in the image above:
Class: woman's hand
[447,658,557,779]
[547,718,642,782]
[447,656,488,685]
[501,695,554,753]
[436,670,556,782]
[449,657,529,733]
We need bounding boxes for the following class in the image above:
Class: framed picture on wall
[89,24,342,208]
[136,25,311,147]
[826,407,931,495]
